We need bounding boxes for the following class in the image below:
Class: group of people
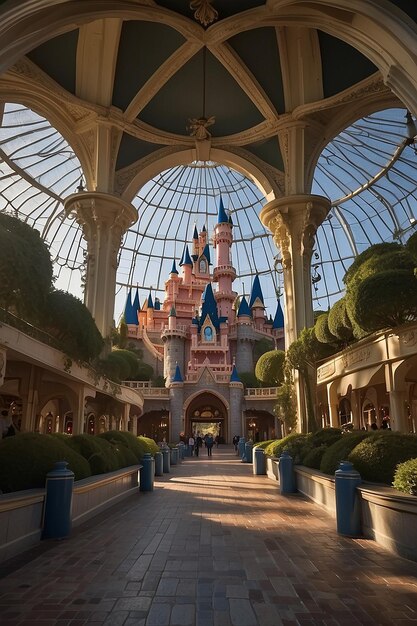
[187,433,215,457]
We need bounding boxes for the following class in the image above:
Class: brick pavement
[1,447,417,625]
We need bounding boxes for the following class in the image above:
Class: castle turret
[212,198,237,320]
[169,363,184,442]
[272,299,285,350]
[249,275,266,330]
[236,296,255,373]
[162,304,186,384]
[180,244,193,284]
[229,363,244,437]
[124,289,136,325]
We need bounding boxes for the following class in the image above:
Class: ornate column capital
[260,194,331,260]
[64,191,137,240]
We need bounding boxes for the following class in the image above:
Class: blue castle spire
[237,295,251,317]
[217,197,228,224]
[193,225,199,240]
[172,363,183,383]
[230,364,241,383]
[249,275,264,308]
[147,292,154,308]
[201,243,211,265]
[200,282,219,329]
[170,259,179,274]
[272,299,284,329]
[179,244,193,266]
[124,289,137,325]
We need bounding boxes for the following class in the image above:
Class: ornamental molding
[397,329,417,349]
[342,347,371,370]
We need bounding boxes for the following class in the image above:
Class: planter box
[0,465,140,563]
[266,459,417,561]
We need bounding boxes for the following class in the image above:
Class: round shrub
[348,433,417,484]
[327,298,354,343]
[255,350,285,386]
[0,433,91,493]
[343,242,403,287]
[113,444,138,469]
[309,427,343,448]
[320,431,370,475]
[138,436,160,456]
[302,445,328,469]
[393,458,417,495]
[265,433,311,464]
[99,430,144,461]
[60,434,119,474]
[314,313,337,345]
[111,349,140,378]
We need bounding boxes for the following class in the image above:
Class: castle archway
[185,393,228,443]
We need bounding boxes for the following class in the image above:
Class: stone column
[350,389,362,430]
[389,390,409,432]
[260,195,330,432]
[229,382,244,442]
[64,192,137,338]
[122,402,130,432]
[327,381,339,428]
[169,382,184,442]
[260,195,331,347]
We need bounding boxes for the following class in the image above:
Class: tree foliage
[314,313,338,345]
[253,337,274,362]
[343,242,403,287]
[255,350,285,386]
[347,269,417,331]
[0,213,53,321]
[327,298,354,343]
[274,382,297,431]
[239,371,260,389]
[42,290,103,361]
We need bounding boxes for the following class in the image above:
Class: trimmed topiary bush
[0,433,91,493]
[327,298,354,343]
[265,433,311,464]
[320,431,370,475]
[253,439,275,450]
[99,430,145,461]
[308,427,343,448]
[314,313,338,345]
[302,445,328,469]
[348,433,417,484]
[138,436,159,456]
[255,350,285,386]
[59,434,120,474]
[393,458,417,495]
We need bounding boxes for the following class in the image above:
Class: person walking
[188,434,195,456]
[206,433,214,457]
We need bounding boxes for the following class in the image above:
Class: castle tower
[169,363,184,441]
[236,296,255,373]
[249,275,266,331]
[179,244,193,284]
[162,305,186,383]
[229,364,244,437]
[212,198,237,320]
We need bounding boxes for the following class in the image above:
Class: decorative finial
[187,116,216,140]
[76,177,85,193]
[190,0,218,27]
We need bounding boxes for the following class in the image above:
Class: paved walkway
[1,447,417,625]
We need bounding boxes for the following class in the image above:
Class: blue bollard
[253,447,266,475]
[170,447,178,465]
[244,441,253,463]
[335,461,362,536]
[42,461,74,540]
[238,437,246,460]
[140,453,155,492]
[154,451,163,476]
[279,451,297,494]
[162,447,171,473]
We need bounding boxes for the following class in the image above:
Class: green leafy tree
[286,327,334,431]
[406,231,417,263]
[0,213,53,321]
[274,382,297,433]
[347,269,417,331]
[343,242,404,287]
[255,350,285,386]
[42,290,103,362]
[111,349,140,378]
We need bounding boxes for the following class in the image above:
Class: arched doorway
[186,393,228,443]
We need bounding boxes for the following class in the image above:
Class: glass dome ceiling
[0,102,416,323]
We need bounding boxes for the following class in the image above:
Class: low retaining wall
[266,457,417,561]
[0,465,140,563]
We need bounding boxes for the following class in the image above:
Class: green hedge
[0,433,91,493]
[265,433,310,464]
[320,432,370,475]
[348,433,417,484]
[138,436,160,456]
[99,430,143,460]
[302,445,327,469]
[57,433,120,474]
[253,439,275,451]
[393,458,417,495]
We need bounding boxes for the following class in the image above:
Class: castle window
[199,259,207,273]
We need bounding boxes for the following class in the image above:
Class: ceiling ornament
[190,0,218,27]
[187,115,215,140]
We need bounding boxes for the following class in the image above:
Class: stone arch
[184,390,229,441]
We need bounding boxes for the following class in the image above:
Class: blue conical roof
[217,197,228,224]
[237,295,251,317]
[273,299,284,329]
[147,292,154,308]
[193,225,199,240]
[230,364,241,382]
[154,297,161,311]
[131,289,140,325]
[170,259,178,274]
[249,275,264,308]
[202,224,207,233]
[200,282,219,329]
[124,290,137,325]
[179,244,193,266]
[172,363,183,383]
[201,243,211,265]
